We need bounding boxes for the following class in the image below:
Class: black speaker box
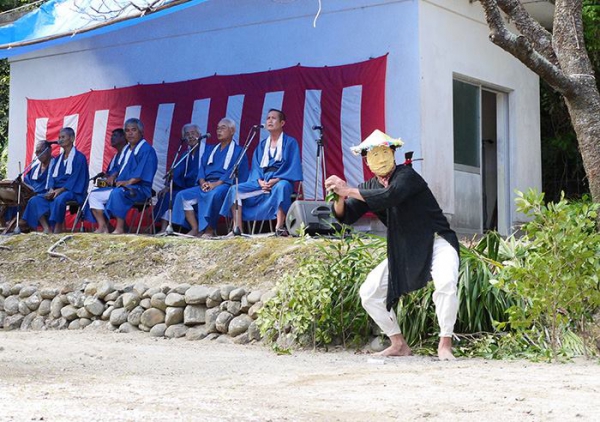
[285,200,341,236]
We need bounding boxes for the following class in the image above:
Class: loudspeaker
[285,200,341,236]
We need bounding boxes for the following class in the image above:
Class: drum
[0,180,35,206]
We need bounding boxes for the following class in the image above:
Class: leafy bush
[497,190,600,360]
[257,230,386,350]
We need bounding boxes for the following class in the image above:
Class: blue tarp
[0,0,206,59]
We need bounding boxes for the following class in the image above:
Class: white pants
[359,236,459,338]
[88,189,112,210]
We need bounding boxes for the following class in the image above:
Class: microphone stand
[229,127,259,237]
[156,141,200,237]
[313,127,327,200]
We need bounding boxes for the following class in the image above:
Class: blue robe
[4,160,51,222]
[220,133,302,221]
[83,148,127,223]
[22,149,89,228]
[105,140,158,220]
[172,141,249,231]
[154,146,200,220]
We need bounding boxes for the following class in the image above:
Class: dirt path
[0,331,599,421]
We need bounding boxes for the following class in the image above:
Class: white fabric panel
[191,98,211,135]
[341,85,364,188]
[124,105,142,123]
[89,109,109,182]
[30,117,49,161]
[152,103,175,192]
[225,94,245,143]
[63,114,79,145]
[301,90,323,200]
[259,91,284,139]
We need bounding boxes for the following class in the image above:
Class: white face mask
[366,146,396,177]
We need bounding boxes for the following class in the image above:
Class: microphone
[199,133,211,140]
[46,141,59,145]
[253,124,264,129]
[312,125,323,131]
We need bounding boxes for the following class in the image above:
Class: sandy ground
[0,331,599,421]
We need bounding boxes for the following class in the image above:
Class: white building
[2,0,553,235]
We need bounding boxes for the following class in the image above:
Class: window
[453,79,480,168]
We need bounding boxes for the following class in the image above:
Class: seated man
[3,140,54,230]
[155,124,202,234]
[83,128,128,223]
[89,118,158,234]
[172,118,249,237]
[220,109,302,236]
[21,128,89,233]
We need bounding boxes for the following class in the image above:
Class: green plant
[498,190,600,360]
[257,229,386,351]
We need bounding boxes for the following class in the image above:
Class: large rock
[171,284,191,295]
[165,293,186,307]
[247,290,263,304]
[208,288,222,303]
[185,286,210,305]
[150,293,167,311]
[83,283,98,296]
[113,295,124,309]
[50,295,67,318]
[149,323,167,337]
[229,287,246,301]
[165,307,184,326]
[109,308,129,326]
[25,293,42,311]
[248,302,263,320]
[186,326,208,341]
[60,305,79,321]
[39,287,59,300]
[233,333,251,345]
[0,282,11,296]
[205,307,221,333]
[20,312,37,330]
[66,291,84,308]
[76,307,92,319]
[10,284,22,295]
[183,305,206,326]
[3,296,20,315]
[84,296,105,316]
[121,292,141,311]
[79,318,92,329]
[96,281,115,299]
[240,295,251,313]
[37,299,52,317]
[143,287,161,299]
[140,298,152,309]
[104,291,120,302]
[165,323,188,338]
[247,321,261,341]
[68,320,83,330]
[228,315,253,337]
[101,305,115,321]
[4,314,24,330]
[127,306,145,326]
[226,301,242,316]
[220,285,235,301]
[19,285,37,298]
[118,322,139,333]
[140,308,165,328]
[18,301,32,316]
[31,316,45,331]
[215,311,233,333]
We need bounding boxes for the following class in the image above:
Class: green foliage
[498,190,600,360]
[257,230,386,350]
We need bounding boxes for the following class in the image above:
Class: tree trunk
[564,83,600,201]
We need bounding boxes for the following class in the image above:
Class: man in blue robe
[220,109,302,236]
[83,128,127,223]
[89,118,158,234]
[4,140,53,231]
[21,128,89,234]
[155,124,202,234]
[172,118,249,237]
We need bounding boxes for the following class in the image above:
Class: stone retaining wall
[0,281,273,343]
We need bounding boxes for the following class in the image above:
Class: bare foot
[186,229,199,237]
[438,337,455,361]
[94,228,109,234]
[112,229,126,235]
[375,342,412,357]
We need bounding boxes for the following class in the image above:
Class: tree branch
[495,0,557,65]
[479,0,575,95]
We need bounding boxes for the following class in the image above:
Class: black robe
[340,165,459,311]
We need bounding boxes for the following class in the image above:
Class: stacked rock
[0,281,270,343]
